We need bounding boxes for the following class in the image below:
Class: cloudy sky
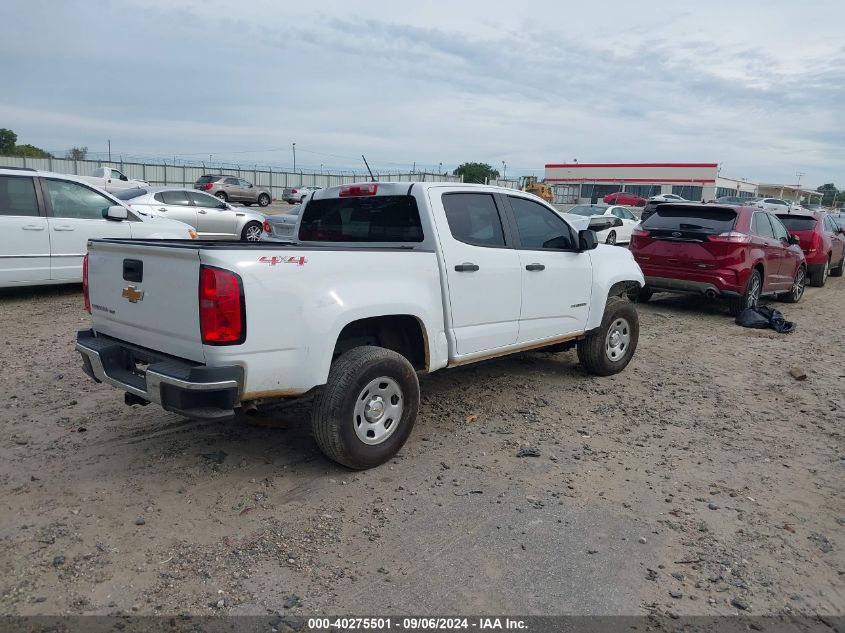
[2,0,843,185]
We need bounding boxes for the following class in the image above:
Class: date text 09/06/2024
[307,617,528,630]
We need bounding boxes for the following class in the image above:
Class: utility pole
[107,139,111,162]
[502,161,506,179]
[292,142,296,172]
[438,162,442,175]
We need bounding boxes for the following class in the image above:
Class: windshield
[569,205,607,217]
[775,215,817,231]
[114,188,148,200]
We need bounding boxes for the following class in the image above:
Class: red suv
[603,191,647,206]
[775,212,845,287]
[630,203,807,315]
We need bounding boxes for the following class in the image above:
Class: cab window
[509,196,574,250]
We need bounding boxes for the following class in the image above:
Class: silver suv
[194,174,272,207]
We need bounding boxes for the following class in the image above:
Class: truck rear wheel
[577,296,639,376]
[312,346,420,469]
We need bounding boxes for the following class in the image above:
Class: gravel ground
[0,277,843,619]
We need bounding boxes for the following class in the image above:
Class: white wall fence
[1,154,522,197]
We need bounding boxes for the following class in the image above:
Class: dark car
[775,212,845,287]
[194,174,272,207]
[629,203,807,315]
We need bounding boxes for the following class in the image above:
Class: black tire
[605,230,617,245]
[810,257,831,287]
[635,287,653,303]
[242,202,252,207]
[728,269,762,317]
[831,252,845,277]
[779,265,807,303]
[299,196,306,204]
[215,191,228,202]
[258,194,271,207]
[577,296,639,376]
[312,346,420,469]
[241,221,263,241]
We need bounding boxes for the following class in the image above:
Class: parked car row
[628,201,845,315]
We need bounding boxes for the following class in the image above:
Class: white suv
[0,167,197,288]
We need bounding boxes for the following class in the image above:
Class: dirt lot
[1,278,843,619]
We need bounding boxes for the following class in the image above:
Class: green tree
[817,183,838,206]
[453,162,500,184]
[14,144,52,158]
[0,128,17,155]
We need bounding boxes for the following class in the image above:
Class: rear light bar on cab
[82,253,91,314]
[339,183,378,197]
[707,231,750,244]
[199,266,245,345]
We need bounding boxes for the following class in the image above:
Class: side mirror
[838,227,845,235]
[787,234,800,245]
[105,205,128,221]
[578,229,599,251]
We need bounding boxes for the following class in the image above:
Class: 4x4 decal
[258,256,307,266]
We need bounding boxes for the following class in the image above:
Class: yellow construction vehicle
[519,176,554,202]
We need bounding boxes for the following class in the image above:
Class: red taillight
[82,254,91,314]
[262,220,271,233]
[339,183,378,197]
[807,233,821,254]
[708,231,750,244]
[631,227,650,238]
[291,188,298,194]
[199,267,244,345]
[203,183,213,191]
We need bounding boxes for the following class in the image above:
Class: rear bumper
[643,276,740,298]
[76,329,243,420]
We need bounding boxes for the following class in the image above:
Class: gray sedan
[115,187,268,241]
[264,205,301,240]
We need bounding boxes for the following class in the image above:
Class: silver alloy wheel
[745,273,761,308]
[605,317,631,362]
[606,231,616,245]
[822,258,830,283]
[353,376,403,445]
[258,194,270,206]
[244,224,262,241]
[793,267,806,301]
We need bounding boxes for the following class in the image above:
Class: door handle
[454,263,479,272]
[53,225,75,231]
[525,263,545,271]
[198,210,207,214]
[23,225,45,231]
[157,207,167,212]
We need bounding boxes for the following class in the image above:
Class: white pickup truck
[79,166,149,193]
[76,182,645,469]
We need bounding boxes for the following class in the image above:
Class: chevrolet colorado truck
[76,182,645,469]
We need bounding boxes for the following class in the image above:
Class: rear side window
[299,195,424,242]
[442,193,505,247]
[776,215,817,231]
[196,176,218,184]
[642,206,737,233]
[751,212,775,239]
[159,190,192,205]
[0,175,39,216]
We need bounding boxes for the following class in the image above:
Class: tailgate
[87,241,206,362]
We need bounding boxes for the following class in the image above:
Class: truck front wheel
[312,346,420,469]
[577,296,639,376]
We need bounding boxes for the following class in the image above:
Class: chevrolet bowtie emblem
[122,286,144,303]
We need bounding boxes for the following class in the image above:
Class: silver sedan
[115,187,268,241]
[264,204,301,240]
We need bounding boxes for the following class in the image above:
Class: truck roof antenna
[362,155,376,181]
